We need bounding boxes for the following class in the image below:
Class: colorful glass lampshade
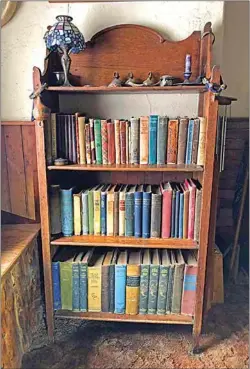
[44,15,85,86]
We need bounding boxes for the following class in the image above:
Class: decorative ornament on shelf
[44,15,85,87]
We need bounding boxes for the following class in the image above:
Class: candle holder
[183,70,192,84]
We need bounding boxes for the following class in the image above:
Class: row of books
[52,247,198,316]
[45,113,206,166]
[49,179,202,241]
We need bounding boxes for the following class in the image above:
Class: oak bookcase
[33,22,219,352]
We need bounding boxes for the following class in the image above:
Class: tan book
[177,117,188,165]
[113,184,121,236]
[139,116,149,164]
[93,184,102,235]
[126,251,141,315]
[114,119,121,165]
[88,252,106,312]
[119,185,127,236]
[107,184,116,236]
[197,117,207,165]
[78,116,86,164]
[73,191,83,235]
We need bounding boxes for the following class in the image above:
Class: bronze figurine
[108,72,123,87]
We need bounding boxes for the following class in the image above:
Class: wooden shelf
[47,85,206,94]
[47,164,203,172]
[55,310,194,325]
[51,235,198,249]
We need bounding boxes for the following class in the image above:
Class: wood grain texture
[1,121,34,126]
[47,164,203,172]
[47,86,206,93]
[1,128,11,212]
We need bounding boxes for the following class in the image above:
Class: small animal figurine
[108,72,123,87]
[124,72,144,87]
[157,75,182,86]
[143,72,156,86]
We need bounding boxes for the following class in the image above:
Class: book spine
[114,119,121,165]
[148,265,160,314]
[142,192,151,238]
[60,188,74,236]
[157,116,168,165]
[113,191,119,236]
[78,117,86,165]
[89,119,96,164]
[188,187,196,239]
[139,265,149,314]
[119,191,125,236]
[49,185,61,235]
[174,191,180,238]
[194,189,202,242]
[51,113,57,162]
[107,122,115,165]
[125,192,134,236]
[134,191,142,238]
[45,115,52,165]
[107,193,114,236]
[126,265,140,315]
[66,115,70,161]
[85,124,92,164]
[125,121,130,164]
[94,119,102,164]
[161,190,172,238]
[177,118,188,165]
[101,120,108,165]
[61,115,66,159]
[130,118,139,164]
[172,264,185,314]
[88,190,94,235]
[101,191,107,235]
[167,120,179,164]
[73,195,82,236]
[148,115,158,165]
[93,190,101,235]
[170,191,176,238]
[114,265,126,314]
[88,266,102,312]
[185,119,194,164]
[128,126,131,164]
[120,120,126,165]
[156,265,169,315]
[183,191,189,239]
[56,115,62,158]
[82,193,89,235]
[72,262,80,311]
[165,266,174,313]
[181,265,198,316]
[79,263,88,312]
[52,261,61,310]
[139,117,149,164]
[60,262,72,310]
[179,193,184,238]
[150,192,162,238]
[101,265,110,312]
[72,115,77,164]
[191,118,200,164]
[109,264,115,312]
[75,113,80,164]
[197,117,206,165]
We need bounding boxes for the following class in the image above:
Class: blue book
[52,253,62,310]
[142,185,152,238]
[174,184,180,238]
[179,186,184,238]
[134,184,143,237]
[149,115,158,165]
[72,253,81,311]
[157,116,168,165]
[82,190,89,235]
[114,251,127,314]
[60,187,75,236]
[79,249,94,312]
[170,185,176,238]
[101,184,109,236]
[125,186,136,236]
[185,119,194,164]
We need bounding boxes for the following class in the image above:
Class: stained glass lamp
[44,15,85,87]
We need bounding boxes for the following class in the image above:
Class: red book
[161,182,173,238]
[120,120,126,164]
[181,252,198,316]
[89,118,96,164]
[101,120,108,165]
[184,179,196,239]
[167,119,179,164]
[107,122,115,165]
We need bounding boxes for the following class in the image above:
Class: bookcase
[33,22,219,352]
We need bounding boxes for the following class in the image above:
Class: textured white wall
[1,1,225,120]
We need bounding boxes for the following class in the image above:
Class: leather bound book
[107,122,115,165]
[88,252,105,312]
[60,250,75,310]
[182,182,190,239]
[72,252,81,311]
[101,120,108,165]
[148,249,160,314]
[139,249,150,314]
[73,191,83,236]
[178,186,184,238]
[161,182,173,238]
[79,249,94,312]
[119,185,127,236]
[185,179,197,239]
[165,254,174,314]
[174,184,180,238]
[125,120,130,164]
[157,250,171,315]
[142,185,152,238]
[193,180,202,242]
[78,116,86,165]
[113,184,121,236]
[52,248,64,310]
[134,185,143,238]
[197,117,207,165]
[125,185,136,236]
[82,189,89,235]
[101,251,114,312]
[171,250,185,314]
[149,115,158,165]
[185,119,194,164]
[167,119,179,164]
[114,119,121,164]
[120,120,126,165]
[66,115,70,161]
[130,117,140,164]
[114,251,128,314]
[71,115,77,164]
[100,184,110,236]
[128,125,132,164]
[170,184,176,238]
[191,118,200,164]
[107,184,116,236]
[109,249,118,312]
[94,119,102,164]
[85,123,92,164]
[157,115,168,165]
[126,251,141,315]
[88,186,94,235]
[56,114,62,158]
[75,112,80,164]
[150,185,162,238]
[181,251,198,316]
[89,118,96,164]
[177,117,189,165]
[60,187,75,236]
[93,184,102,236]
[51,113,57,163]
[139,116,149,164]
[49,184,61,235]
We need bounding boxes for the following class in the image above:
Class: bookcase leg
[192,334,202,355]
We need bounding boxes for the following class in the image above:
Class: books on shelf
[52,247,198,317]
[49,179,202,241]
[46,114,206,167]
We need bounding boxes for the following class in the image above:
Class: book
[72,252,82,311]
[150,185,162,238]
[101,250,114,312]
[170,184,176,238]
[101,120,108,165]
[60,249,76,310]
[66,115,70,161]
[88,251,105,312]
[109,249,118,312]
[139,249,150,314]
[128,125,131,163]
[101,184,110,236]
[78,115,86,165]
[113,184,121,236]
[82,189,89,235]
[52,248,66,310]
[178,185,184,238]
[193,180,202,242]
[126,251,141,315]
[157,115,168,165]
[51,113,57,163]
[73,191,82,236]
[120,120,127,165]
[56,114,62,158]
[93,184,102,235]
[88,186,94,235]
[142,185,152,238]
[174,184,180,238]
[149,115,158,165]
[71,115,77,163]
[177,117,189,165]
[85,123,92,164]
[60,187,75,236]
[75,112,80,164]
[185,179,196,239]
[125,120,130,164]
[94,119,102,164]
[107,184,116,236]
[167,119,179,164]
[130,117,140,164]
[197,117,207,165]
[107,122,115,165]
[157,249,171,314]
[171,250,185,314]
[191,118,200,164]
[134,184,143,238]
[185,119,194,164]
[161,182,173,238]
[49,184,61,235]
[148,249,160,314]
[182,182,190,239]
[89,118,96,164]
[166,252,174,313]
[79,248,94,312]
[114,119,121,165]
[125,185,136,236]
[119,185,126,236]
[139,116,149,164]
[114,251,127,314]
[181,251,198,316]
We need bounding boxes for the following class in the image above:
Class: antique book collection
[52,247,197,316]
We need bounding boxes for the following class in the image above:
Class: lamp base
[60,46,73,87]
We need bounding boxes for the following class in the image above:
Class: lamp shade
[44,15,85,54]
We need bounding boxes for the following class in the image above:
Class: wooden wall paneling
[1,127,11,212]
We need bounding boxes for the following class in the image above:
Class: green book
[94,119,102,164]
[88,186,95,235]
[171,250,185,314]
[139,249,150,314]
[157,249,171,315]
[60,249,76,310]
[147,249,160,314]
